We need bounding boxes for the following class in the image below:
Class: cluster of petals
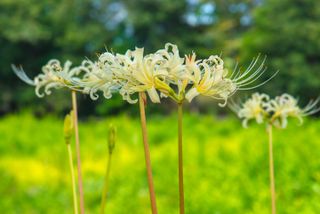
[13,43,272,106]
[230,93,320,128]
[12,60,86,97]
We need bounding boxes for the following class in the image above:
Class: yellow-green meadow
[1,113,319,213]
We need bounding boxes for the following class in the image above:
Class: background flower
[231,93,320,128]
[230,93,269,128]
[266,94,320,128]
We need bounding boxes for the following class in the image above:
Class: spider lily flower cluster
[230,93,320,128]
[13,43,273,105]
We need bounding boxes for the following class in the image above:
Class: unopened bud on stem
[108,124,116,154]
[64,111,74,144]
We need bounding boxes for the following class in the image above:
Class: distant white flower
[232,93,269,128]
[230,93,320,128]
[266,94,320,128]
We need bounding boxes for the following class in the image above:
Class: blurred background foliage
[1,0,320,116]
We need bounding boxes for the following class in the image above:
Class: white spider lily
[12,59,85,97]
[266,94,320,128]
[185,54,236,106]
[70,59,119,100]
[36,60,72,97]
[230,93,269,128]
[120,48,167,103]
[156,43,185,80]
[185,54,276,106]
[231,93,320,128]
[102,43,185,104]
[97,46,176,104]
[155,43,188,96]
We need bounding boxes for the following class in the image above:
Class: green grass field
[0,113,319,213]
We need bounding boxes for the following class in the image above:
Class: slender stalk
[177,103,184,214]
[138,92,158,214]
[267,124,276,214]
[100,154,112,214]
[67,144,79,214]
[71,91,85,214]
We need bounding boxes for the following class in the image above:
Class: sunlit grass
[0,157,62,185]
[0,113,320,213]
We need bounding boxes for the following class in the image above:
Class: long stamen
[303,97,320,112]
[237,63,267,85]
[233,58,256,80]
[230,62,239,79]
[236,68,268,89]
[234,55,262,82]
[303,105,320,116]
[235,57,266,85]
[11,65,35,86]
[238,70,279,91]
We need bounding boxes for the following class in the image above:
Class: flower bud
[108,124,116,154]
[154,77,180,102]
[64,111,74,144]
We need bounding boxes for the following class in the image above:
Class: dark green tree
[0,0,121,114]
[241,0,320,102]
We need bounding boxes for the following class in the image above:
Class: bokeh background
[1,0,320,213]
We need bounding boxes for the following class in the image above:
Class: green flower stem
[67,143,79,214]
[100,153,112,214]
[71,91,85,214]
[267,124,276,214]
[138,92,158,214]
[178,102,184,214]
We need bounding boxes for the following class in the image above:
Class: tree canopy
[1,0,318,115]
